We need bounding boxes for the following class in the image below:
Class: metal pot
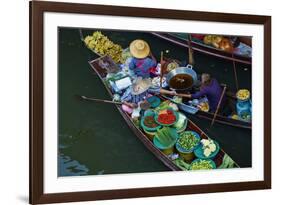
[166,65,198,91]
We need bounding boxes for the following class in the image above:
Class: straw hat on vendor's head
[130,39,150,59]
[131,77,152,95]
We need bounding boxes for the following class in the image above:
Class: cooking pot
[166,65,198,91]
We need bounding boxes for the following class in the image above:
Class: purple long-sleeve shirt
[191,79,225,112]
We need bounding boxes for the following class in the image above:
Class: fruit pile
[84,31,123,63]
[203,35,234,52]
[198,102,209,112]
[236,89,250,101]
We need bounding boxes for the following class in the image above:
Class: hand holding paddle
[160,88,191,98]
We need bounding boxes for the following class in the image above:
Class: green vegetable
[173,158,190,170]
[178,132,199,150]
[173,113,187,129]
[190,159,213,170]
[218,154,235,169]
[155,127,176,147]
[154,101,170,112]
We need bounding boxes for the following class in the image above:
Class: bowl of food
[198,102,210,112]
[141,114,161,132]
[236,89,250,101]
[146,96,161,108]
[154,108,179,126]
[194,139,220,159]
[141,113,162,140]
[153,127,179,155]
[175,131,201,162]
[189,159,216,171]
[166,66,198,91]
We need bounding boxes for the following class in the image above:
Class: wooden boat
[150,32,252,65]
[163,94,252,129]
[88,55,239,171]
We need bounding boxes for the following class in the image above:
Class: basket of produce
[172,112,188,133]
[146,96,161,108]
[194,139,220,159]
[197,102,210,112]
[84,31,123,63]
[141,115,161,131]
[175,131,201,162]
[154,108,179,126]
[189,159,216,171]
[236,89,250,102]
[203,35,233,52]
[141,112,162,140]
[153,127,179,155]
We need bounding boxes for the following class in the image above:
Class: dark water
[58,28,251,176]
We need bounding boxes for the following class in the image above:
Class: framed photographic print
[30,0,271,204]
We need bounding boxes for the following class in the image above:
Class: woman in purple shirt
[129,39,157,78]
[186,73,225,112]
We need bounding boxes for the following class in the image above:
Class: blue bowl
[141,114,162,132]
[146,96,161,108]
[175,131,201,153]
[194,140,220,159]
[189,158,216,170]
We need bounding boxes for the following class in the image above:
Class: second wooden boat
[151,32,252,65]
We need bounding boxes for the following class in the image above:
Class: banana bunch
[84,31,123,63]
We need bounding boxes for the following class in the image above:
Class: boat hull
[88,55,239,171]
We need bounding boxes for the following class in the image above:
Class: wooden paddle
[77,95,137,108]
[160,51,164,88]
[210,86,227,127]
[232,52,239,91]
[160,88,191,98]
[187,34,194,66]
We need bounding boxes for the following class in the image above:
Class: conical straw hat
[129,39,150,59]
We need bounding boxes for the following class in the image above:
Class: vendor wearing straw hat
[129,39,157,78]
